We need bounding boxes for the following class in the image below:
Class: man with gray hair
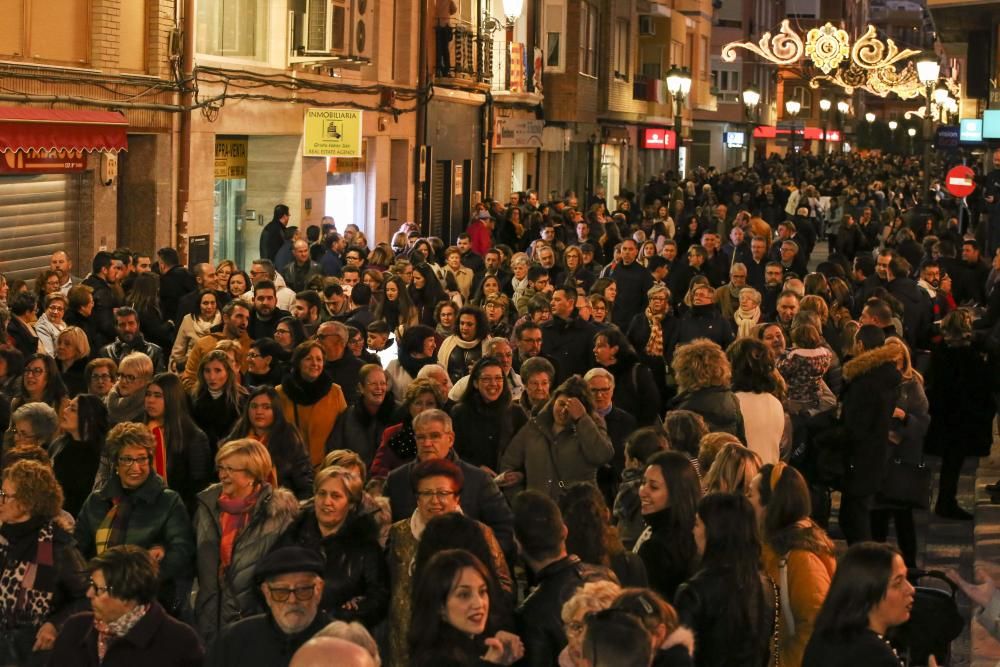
[282,239,321,292]
[715,262,748,320]
[584,367,636,504]
[290,637,376,667]
[317,320,363,403]
[311,621,380,666]
[383,408,515,564]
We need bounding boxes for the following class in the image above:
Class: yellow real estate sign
[303,109,363,157]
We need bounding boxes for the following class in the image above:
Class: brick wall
[543,0,599,124]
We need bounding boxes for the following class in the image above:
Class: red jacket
[467,218,493,256]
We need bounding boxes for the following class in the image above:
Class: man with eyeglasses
[208,546,329,667]
[316,321,363,404]
[384,409,515,566]
[244,259,298,312]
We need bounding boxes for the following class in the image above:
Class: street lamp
[742,85,761,166]
[837,101,849,115]
[907,126,917,155]
[666,65,692,175]
[889,120,898,131]
[819,98,831,155]
[501,0,524,22]
[865,112,876,123]
[785,99,801,180]
[916,52,941,197]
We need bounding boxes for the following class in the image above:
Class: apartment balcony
[490,39,543,104]
[633,75,667,104]
[434,22,492,92]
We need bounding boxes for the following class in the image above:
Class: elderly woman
[11,353,68,414]
[244,337,285,389]
[64,284,100,351]
[275,466,389,628]
[276,341,348,467]
[370,378,445,479]
[170,288,221,373]
[514,356,555,425]
[499,376,613,500]
[0,460,89,664]
[559,580,622,667]
[49,545,204,667]
[105,352,154,425]
[9,401,60,452]
[85,358,117,399]
[733,287,762,338]
[437,305,488,383]
[50,395,108,517]
[35,293,68,357]
[54,326,91,397]
[74,423,196,617]
[192,438,299,645]
[670,339,745,440]
[326,364,396,467]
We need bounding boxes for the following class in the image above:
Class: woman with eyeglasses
[226,385,313,499]
[190,349,249,455]
[0,459,88,664]
[192,438,299,646]
[244,338,286,389]
[170,288,222,373]
[74,423,196,619]
[409,548,523,667]
[11,353,68,415]
[451,356,519,476]
[274,466,388,628]
[9,401,60,454]
[273,316,307,356]
[35,292,68,357]
[49,395,108,517]
[84,358,117,400]
[104,352,153,425]
[54,326,91,398]
[559,580,622,667]
[370,378,445,479]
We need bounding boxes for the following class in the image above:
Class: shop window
[711,61,740,103]
[613,19,629,80]
[579,2,598,77]
[0,0,90,65]
[544,1,565,71]
[196,0,269,61]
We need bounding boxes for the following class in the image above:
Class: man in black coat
[175,262,231,322]
[259,204,290,263]
[384,409,515,563]
[247,281,291,340]
[316,321,364,405]
[97,307,167,373]
[609,239,654,327]
[838,326,901,544]
[886,255,932,348]
[82,250,125,350]
[155,247,196,328]
[208,547,330,667]
[540,288,598,385]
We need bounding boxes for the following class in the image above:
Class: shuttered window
[0,174,82,283]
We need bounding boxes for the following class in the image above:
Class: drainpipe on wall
[416,0,429,233]
[175,0,195,264]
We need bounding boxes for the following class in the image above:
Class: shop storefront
[491,116,542,202]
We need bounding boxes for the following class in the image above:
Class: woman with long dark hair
[227,385,313,499]
[748,463,836,666]
[374,274,419,336]
[171,288,221,373]
[190,349,249,453]
[451,356,518,474]
[408,549,523,667]
[11,353,67,413]
[409,263,449,326]
[50,394,108,516]
[803,543,915,666]
[127,272,175,350]
[276,341,348,467]
[437,305,488,384]
[634,451,702,601]
[385,324,439,400]
[140,373,212,512]
[273,316,308,356]
[675,493,773,667]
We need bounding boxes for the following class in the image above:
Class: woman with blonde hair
[190,348,248,452]
[559,580,622,666]
[55,326,91,396]
[702,442,762,495]
[670,339,745,439]
[193,438,299,645]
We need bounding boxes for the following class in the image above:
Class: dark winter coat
[610,260,654,327]
[840,345,903,495]
[190,391,246,453]
[886,277,932,348]
[325,394,396,467]
[540,314,599,384]
[49,434,102,517]
[259,219,286,263]
[208,610,331,667]
[803,628,903,667]
[450,395,523,471]
[157,267,196,331]
[275,508,389,627]
[924,341,995,458]
[672,304,735,351]
[670,386,746,440]
[49,602,204,667]
[601,357,661,427]
[634,508,697,602]
[97,335,167,374]
[82,273,122,349]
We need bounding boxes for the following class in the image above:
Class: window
[0,0,90,65]
[579,2,598,77]
[120,0,148,71]
[700,36,709,80]
[196,0,269,60]
[613,19,629,79]
[544,1,566,71]
[711,59,740,102]
[717,0,742,27]
[790,85,813,112]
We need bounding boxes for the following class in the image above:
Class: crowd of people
[2,150,1000,667]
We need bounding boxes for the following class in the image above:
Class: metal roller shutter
[0,174,82,284]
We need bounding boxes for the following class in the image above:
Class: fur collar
[662,626,695,655]
[842,345,898,381]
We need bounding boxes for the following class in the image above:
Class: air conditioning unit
[303,0,348,55]
[638,15,655,36]
[351,0,372,60]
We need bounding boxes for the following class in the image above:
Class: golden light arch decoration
[721,20,923,99]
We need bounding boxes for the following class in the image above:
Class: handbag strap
[766,573,781,667]
[779,557,796,638]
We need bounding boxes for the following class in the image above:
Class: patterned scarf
[94,603,149,662]
[94,494,134,555]
[217,488,261,573]
[0,520,57,628]
[644,307,664,358]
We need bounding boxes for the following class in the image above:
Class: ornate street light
[666,65,692,174]
[865,112,876,123]
[889,120,898,130]
[785,99,801,179]
[501,0,524,22]
[907,127,917,136]
[819,98,831,155]
[916,53,940,196]
[742,86,761,166]
[837,101,850,114]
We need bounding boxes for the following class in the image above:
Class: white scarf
[734,307,761,338]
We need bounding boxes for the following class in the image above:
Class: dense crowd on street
[4,150,1000,667]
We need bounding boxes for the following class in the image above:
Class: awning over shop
[0,107,128,153]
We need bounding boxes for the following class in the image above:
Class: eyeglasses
[416,490,457,500]
[589,386,612,394]
[217,464,248,475]
[246,352,261,359]
[275,329,291,336]
[117,455,151,468]
[120,374,138,383]
[47,305,65,312]
[267,584,316,602]
[23,367,45,377]
[91,373,114,382]
[87,578,112,596]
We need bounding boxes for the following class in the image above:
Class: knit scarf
[0,519,57,628]
[105,387,146,424]
[436,334,482,369]
[95,603,149,662]
[217,488,261,573]
[734,306,761,339]
[644,308,664,358]
[280,370,334,407]
[94,494,135,555]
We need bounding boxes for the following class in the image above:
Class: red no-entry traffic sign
[945,165,976,198]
